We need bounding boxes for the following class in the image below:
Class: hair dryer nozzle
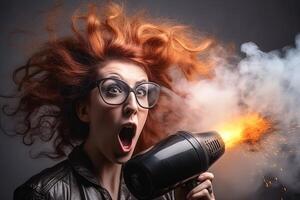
[124,131,225,200]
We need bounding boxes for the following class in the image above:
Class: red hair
[3,2,217,158]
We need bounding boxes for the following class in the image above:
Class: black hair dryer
[123,131,225,200]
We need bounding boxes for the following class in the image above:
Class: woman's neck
[83,143,122,200]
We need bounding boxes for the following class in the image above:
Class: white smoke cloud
[159,35,300,199]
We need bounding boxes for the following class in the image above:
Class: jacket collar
[68,145,100,186]
[67,145,134,199]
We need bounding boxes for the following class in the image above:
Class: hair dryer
[123,131,225,200]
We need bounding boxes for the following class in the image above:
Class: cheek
[137,110,149,133]
[90,106,120,131]
[90,101,105,124]
[90,91,117,121]
[89,96,121,136]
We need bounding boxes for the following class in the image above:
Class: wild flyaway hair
[2,2,217,158]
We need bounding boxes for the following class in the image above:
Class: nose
[123,92,138,117]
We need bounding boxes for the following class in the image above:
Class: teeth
[125,124,134,128]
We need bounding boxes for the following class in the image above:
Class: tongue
[122,137,131,147]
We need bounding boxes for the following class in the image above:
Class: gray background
[0,0,299,199]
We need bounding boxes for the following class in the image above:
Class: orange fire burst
[216,113,271,148]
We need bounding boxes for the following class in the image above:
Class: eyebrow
[104,74,148,85]
[106,73,122,79]
[135,79,148,85]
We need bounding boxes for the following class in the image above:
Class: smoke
[157,35,300,199]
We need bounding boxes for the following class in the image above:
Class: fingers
[187,188,213,200]
[186,179,213,199]
[198,172,214,182]
[186,172,215,200]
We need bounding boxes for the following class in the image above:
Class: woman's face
[83,60,149,164]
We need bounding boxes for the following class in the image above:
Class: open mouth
[118,123,136,152]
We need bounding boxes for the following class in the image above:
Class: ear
[76,100,90,123]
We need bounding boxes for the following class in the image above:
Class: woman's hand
[186,172,215,200]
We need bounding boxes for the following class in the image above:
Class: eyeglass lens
[99,78,160,108]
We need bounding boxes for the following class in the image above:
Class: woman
[8,2,216,200]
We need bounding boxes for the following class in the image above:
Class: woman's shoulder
[14,160,73,200]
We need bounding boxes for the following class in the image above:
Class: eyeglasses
[95,78,161,109]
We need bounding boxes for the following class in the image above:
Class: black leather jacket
[14,146,175,200]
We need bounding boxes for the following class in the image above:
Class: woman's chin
[114,156,130,165]
[113,151,133,164]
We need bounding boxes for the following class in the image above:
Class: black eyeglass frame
[94,78,161,109]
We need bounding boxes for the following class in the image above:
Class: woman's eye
[106,85,123,95]
[136,88,147,97]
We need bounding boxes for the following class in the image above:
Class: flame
[216,113,271,148]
